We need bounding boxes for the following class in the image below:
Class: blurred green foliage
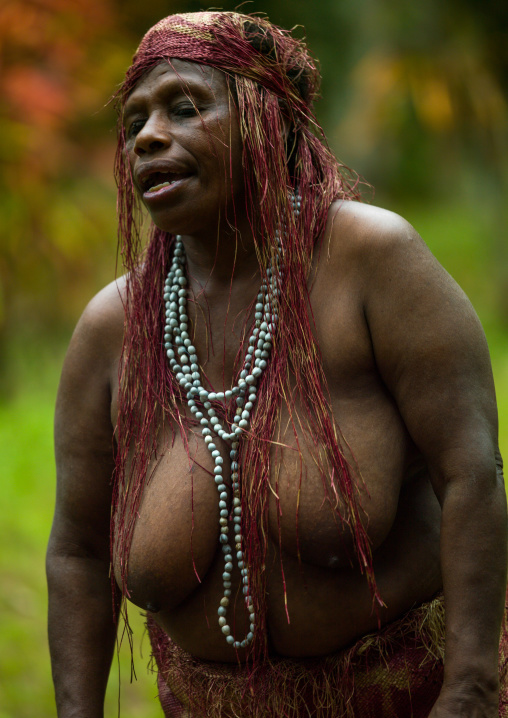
[1,0,507,715]
[0,360,161,717]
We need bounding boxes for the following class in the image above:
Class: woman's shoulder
[324,200,419,255]
[63,276,127,381]
[318,199,428,282]
[77,276,127,341]
[82,275,127,321]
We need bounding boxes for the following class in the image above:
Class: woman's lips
[147,179,172,193]
[142,175,191,201]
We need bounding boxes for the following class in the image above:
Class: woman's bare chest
[113,267,414,612]
[122,382,410,613]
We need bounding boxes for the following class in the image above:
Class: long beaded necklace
[163,239,280,649]
[163,198,298,650]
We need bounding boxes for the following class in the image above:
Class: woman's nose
[134,116,171,157]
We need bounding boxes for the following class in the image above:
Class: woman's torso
[111,204,442,661]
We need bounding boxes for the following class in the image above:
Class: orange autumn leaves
[0,0,130,329]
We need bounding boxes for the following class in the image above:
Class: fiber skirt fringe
[148,594,508,718]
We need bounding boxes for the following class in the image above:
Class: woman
[47,11,508,718]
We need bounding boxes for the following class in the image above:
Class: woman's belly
[151,472,441,661]
[114,399,442,661]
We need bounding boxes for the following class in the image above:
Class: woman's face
[123,60,245,237]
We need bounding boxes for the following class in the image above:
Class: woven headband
[125,11,319,112]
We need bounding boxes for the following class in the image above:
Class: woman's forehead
[126,60,227,104]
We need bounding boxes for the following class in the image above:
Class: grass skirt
[147,594,508,717]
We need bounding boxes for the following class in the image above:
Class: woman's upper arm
[51,280,125,560]
[358,208,499,496]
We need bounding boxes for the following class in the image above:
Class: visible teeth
[148,181,171,193]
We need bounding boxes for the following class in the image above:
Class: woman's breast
[115,426,223,610]
[266,395,407,569]
[116,391,410,612]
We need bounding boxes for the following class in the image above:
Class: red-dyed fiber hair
[112,11,379,662]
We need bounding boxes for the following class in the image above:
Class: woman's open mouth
[141,171,192,199]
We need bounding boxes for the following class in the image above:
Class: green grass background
[1,200,507,717]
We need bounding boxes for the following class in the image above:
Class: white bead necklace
[163,196,298,649]
[163,237,281,649]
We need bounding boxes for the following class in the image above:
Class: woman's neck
[179,220,261,293]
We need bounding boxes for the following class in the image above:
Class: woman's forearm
[437,467,507,712]
[47,549,119,718]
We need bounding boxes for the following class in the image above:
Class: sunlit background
[1,0,507,715]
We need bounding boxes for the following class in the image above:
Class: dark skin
[47,60,507,717]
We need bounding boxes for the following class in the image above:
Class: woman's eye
[127,119,145,138]
[173,104,199,117]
